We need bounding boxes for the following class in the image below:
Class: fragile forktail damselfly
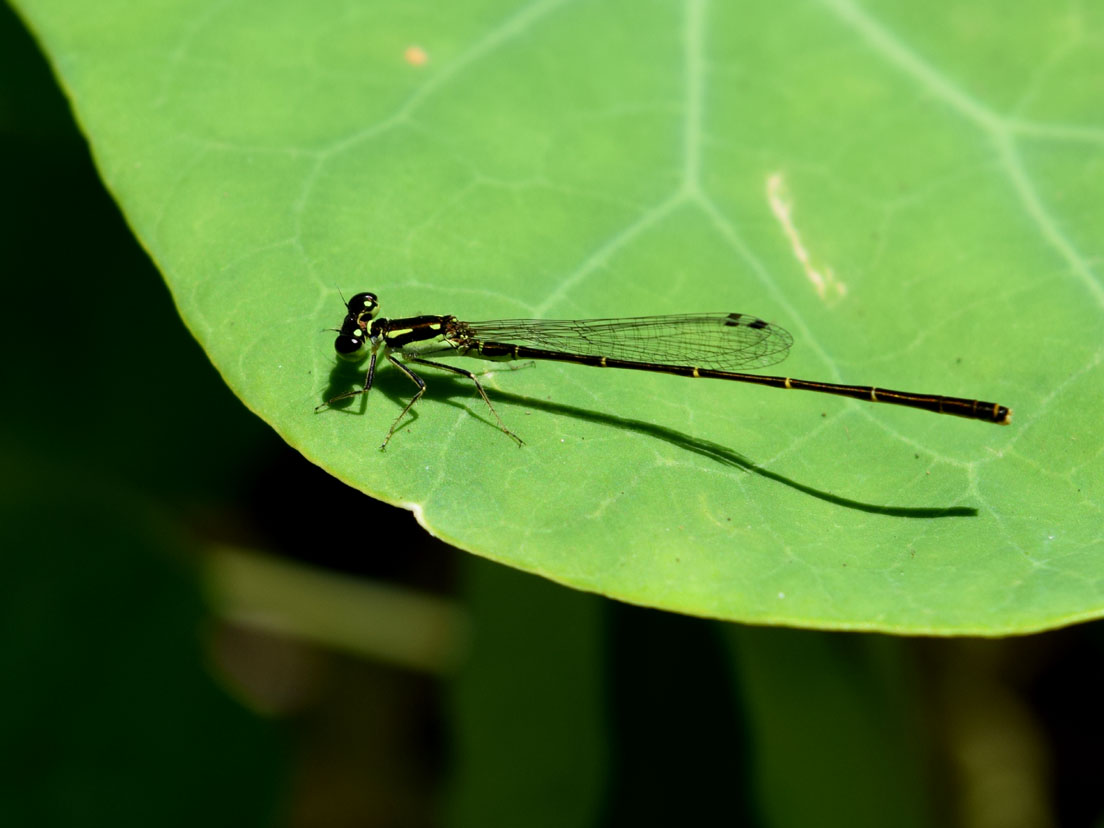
[318,292,1012,448]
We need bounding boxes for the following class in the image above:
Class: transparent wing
[466,313,793,371]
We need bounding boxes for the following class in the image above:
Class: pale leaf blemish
[404,45,429,66]
[404,501,429,530]
[766,173,847,303]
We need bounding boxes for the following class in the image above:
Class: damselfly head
[333,299,372,361]
[347,292,380,323]
[334,326,368,361]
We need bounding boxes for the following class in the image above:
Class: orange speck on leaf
[404,45,428,66]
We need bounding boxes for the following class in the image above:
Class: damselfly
[318,292,1011,448]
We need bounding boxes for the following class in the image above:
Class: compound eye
[347,292,379,318]
[334,332,366,359]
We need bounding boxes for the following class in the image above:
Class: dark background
[2,5,1102,826]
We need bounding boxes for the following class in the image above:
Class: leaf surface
[16,0,1104,633]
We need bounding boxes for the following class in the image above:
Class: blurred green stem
[204,547,468,674]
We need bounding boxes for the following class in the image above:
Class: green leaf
[15,0,1103,633]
